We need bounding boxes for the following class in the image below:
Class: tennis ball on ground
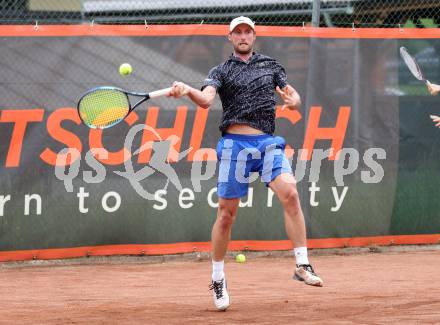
[119,63,133,76]
[235,254,246,263]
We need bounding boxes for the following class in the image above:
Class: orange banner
[0,24,440,38]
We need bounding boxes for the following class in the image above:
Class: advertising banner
[0,26,439,260]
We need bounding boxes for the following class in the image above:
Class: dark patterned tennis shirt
[202,52,288,135]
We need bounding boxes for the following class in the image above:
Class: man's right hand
[169,81,191,98]
[427,81,440,96]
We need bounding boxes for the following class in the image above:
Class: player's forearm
[170,81,215,108]
[187,87,213,109]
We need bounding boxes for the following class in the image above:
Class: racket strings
[79,89,130,128]
[400,48,423,81]
[403,55,421,78]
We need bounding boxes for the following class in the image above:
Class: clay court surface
[1,249,440,324]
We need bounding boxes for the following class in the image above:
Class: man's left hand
[430,114,440,128]
[276,85,301,110]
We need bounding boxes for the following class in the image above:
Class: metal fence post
[312,0,321,27]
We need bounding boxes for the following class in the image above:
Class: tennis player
[169,16,323,311]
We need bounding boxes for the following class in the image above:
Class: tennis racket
[399,46,428,85]
[77,86,171,129]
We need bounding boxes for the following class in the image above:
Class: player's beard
[234,43,253,55]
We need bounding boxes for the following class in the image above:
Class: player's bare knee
[280,187,300,208]
[217,206,236,232]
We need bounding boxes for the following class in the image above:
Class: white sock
[294,247,309,265]
[212,260,225,281]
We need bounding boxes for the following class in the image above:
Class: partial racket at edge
[399,46,429,85]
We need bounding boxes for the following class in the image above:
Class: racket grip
[149,87,172,99]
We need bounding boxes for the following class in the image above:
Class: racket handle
[149,87,172,99]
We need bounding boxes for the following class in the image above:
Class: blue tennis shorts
[216,133,292,199]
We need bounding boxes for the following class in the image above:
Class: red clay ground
[1,250,440,324]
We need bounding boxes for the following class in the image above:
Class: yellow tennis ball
[236,254,246,263]
[119,63,132,76]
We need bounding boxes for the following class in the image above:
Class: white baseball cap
[229,16,255,32]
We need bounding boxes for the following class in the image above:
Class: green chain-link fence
[1,0,440,27]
